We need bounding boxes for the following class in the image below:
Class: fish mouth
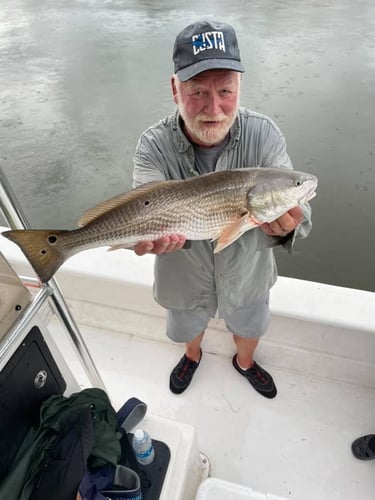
[299,183,317,205]
[299,191,316,204]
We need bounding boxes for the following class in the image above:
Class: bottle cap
[134,428,144,440]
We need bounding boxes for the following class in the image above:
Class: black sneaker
[351,434,375,460]
[232,355,277,399]
[169,350,202,394]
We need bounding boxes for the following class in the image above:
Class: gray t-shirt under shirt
[193,138,228,174]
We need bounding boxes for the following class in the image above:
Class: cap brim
[176,59,245,82]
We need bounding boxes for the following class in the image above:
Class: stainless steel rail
[0,166,105,389]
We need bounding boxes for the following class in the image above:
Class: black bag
[30,405,94,500]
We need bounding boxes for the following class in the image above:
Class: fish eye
[48,235,57,244]
[294,179,302,187]
[144,200,150,206]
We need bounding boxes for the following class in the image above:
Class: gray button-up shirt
[133,107,312,317]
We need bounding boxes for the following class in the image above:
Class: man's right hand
[133,235,187,256]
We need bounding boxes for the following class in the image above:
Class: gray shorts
[166,293,270,343]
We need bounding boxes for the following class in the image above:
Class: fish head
[246,168,318,222]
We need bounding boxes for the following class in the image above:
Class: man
[132,20,312,399]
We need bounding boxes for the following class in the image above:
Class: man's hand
[133,235,187,256]
[260,206,304,237]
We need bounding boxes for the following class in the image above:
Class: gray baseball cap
[173,20,245,82]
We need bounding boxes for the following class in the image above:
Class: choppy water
[0,0,374,292]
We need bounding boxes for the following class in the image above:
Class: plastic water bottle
[132,428,155,465]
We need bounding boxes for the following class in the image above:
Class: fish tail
[2,229,71,282]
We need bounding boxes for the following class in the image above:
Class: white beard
[179,103,239,147]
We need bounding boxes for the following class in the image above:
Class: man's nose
[204,93,221,116]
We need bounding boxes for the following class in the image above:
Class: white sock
[236,355,253,371]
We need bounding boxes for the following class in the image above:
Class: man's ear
[171,76,178,104]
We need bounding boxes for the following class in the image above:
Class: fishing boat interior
[0,170,374,500]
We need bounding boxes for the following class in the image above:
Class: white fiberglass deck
[1,236,375,500]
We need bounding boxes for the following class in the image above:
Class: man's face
[172,69,241,147]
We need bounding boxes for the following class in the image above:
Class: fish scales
[76,172,249,243]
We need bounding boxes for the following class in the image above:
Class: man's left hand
[260,206,304,237]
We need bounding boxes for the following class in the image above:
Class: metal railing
[0,166,105,389]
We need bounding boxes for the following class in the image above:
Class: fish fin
[213,212,259,254]
[210,229,223,243]
[2,229,70,282]
[107,243,134,252]
[77,181,179,227]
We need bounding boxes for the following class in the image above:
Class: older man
[132,20,312,398]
